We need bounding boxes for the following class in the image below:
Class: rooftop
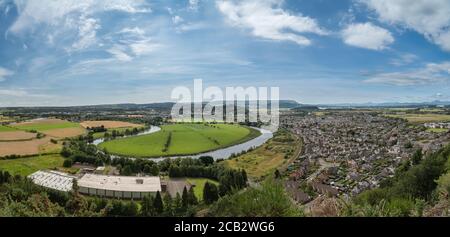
[28,170,76,192]
[78,174,161,193]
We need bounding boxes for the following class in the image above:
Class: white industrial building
[77,174,161,199]
[28,170,76,192]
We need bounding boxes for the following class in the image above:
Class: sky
[0,0,449,106]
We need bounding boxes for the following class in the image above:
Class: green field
[427,128,449,133]
[99,123,260,158]
[92,127,138,139]
[0,125,17,132]
[187,178,219,201]
[13,121,81,131]
[0,154,65,176]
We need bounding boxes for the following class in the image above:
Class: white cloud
[107,45,133,62]
[71,16,101,51]
[364,61,450,85]
[0,89,27,96]
[189,0,200,11]
[360,0,450,51]
[172,15,184,24]
[216,0,327,46]
[8,0,151,51]
[390,53,418,66]
[341,22,394,50]
[0,67,14,81]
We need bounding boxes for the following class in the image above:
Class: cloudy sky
[0,0,449,106]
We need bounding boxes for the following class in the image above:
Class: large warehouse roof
[28,170,76,192]
[78,174,161,192]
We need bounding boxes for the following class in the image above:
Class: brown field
[80,120,143,129]
[13,118,65,126]
[0,137,53,157]
[43,127,86,138]
[0,131,36,141]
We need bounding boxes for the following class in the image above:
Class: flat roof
[78,174,161,193]
[28,170,76,192]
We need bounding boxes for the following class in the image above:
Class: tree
[188,187,198,205]
[153,191,164,214]
[274,169,281,179]
[182,187,189,207]
[141,195,155,217]
[203,182,219,204]
[121,165,133,176]
[63,159,73,168]
[412,148,423,165]
[199,156,214,166]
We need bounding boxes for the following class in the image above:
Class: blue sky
[0,0,449,106]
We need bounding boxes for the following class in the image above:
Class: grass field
[224,130,302,179]
[0,154,65,176]
[187,178,219,201]
[0,125,17,132]
[427,128,449,133]
[385,113,450,124]
[13,119,81,131]
[99,123,260,158]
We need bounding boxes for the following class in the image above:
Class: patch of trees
[60,140,111,167]
[111,157,159,176]
[87,125,107,133]
[167,160,247,196]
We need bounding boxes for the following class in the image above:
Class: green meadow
[0,154,65,176]
[0,125,17,132]
[13,121,81,132]
[99,123,260,158]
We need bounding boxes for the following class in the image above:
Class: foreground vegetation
[341,144,450,216]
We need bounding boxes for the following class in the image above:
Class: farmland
[0,154,65,176]
[12,119,85,139]
[80,120,143,129]
[385,113,450,124]
[12,119,81,131]
[224,129,302,179]
[99,123,260,158]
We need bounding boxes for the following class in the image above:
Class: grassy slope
[99,124,260,158]
[224,130,301,179]
[0,154,65,176]
[187,178,219,201]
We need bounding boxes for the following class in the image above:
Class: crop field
[11,119,85,138]
[99,123,260,158]
[0,137,59,157]
[385,113,450,124]
[187,178,219,201]
[0,130,36,141]
[0,154,65,176]
[224,130,302,179]
[80,120,143,129]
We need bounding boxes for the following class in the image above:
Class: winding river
[93,126,273,161]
